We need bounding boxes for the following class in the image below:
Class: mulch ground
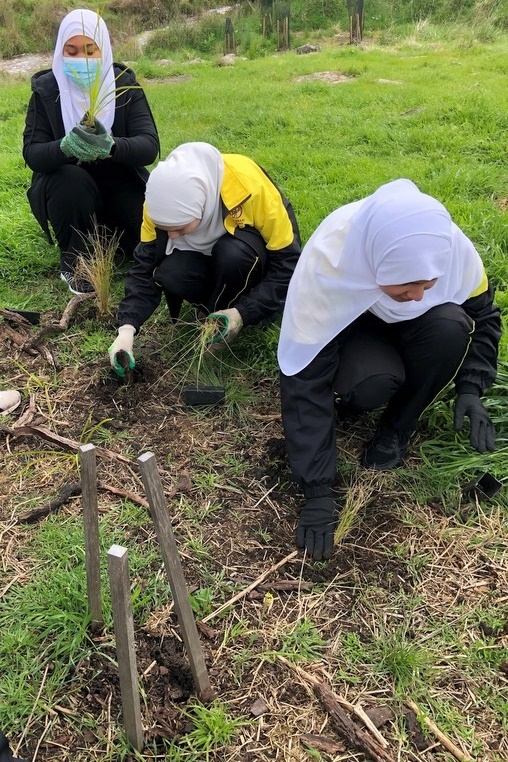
[1,300,507,762]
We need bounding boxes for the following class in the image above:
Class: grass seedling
[178,700,248,760]
[334,471,377,545]
[75,222,121,316]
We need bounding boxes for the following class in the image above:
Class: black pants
[30,163,145,272]
[280,304,474,496]
[153,231,267,318]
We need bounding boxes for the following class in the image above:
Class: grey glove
[296,496,339,561]
[61,118,114,162]
[454,393,495,453]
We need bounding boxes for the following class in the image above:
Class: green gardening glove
[207,308,243,344]
[108,325,136,379]
[61,119,114,162]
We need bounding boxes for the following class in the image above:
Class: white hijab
[145,142,226,256]
[278,179,485,376]
[52,9,115,134]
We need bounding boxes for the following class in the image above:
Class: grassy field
[0,23,507,762]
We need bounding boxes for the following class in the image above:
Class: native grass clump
[74,222,121,316]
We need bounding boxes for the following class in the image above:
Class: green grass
[1,21,508,762]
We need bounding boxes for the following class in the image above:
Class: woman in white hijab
[23,9,159,294]
[108,142,301,378]
[278,179,501,561]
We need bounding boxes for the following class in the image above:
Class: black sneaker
[362,425,412,470]
[60,271,95,295]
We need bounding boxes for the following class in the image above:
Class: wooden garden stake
[137,452,214,702]
[107,544,144,751]
[79,443,103,630]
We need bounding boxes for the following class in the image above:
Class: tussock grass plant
[74,223,121,316]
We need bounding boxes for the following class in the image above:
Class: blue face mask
[63,57,101,88]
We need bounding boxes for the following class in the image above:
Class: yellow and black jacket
[119,153,301,332]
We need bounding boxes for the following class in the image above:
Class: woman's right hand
[108,325,136,378]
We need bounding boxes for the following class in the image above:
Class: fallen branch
[23,293,95,349]
[2,424,132,464]
[405,699,474,762]
[1,323,38,355]
[202,550,298,622]
[16,483,82,523]
[98,482,149,509]
[15,472,189,524]
[279,657,395,762]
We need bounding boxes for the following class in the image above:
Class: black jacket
[455,283,501,395]
[22,63,160,239]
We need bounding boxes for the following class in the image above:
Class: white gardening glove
[108,325,136,378]
[0,390,21,415]
[207,307,243,343]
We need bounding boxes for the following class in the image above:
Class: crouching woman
[278,178,501,560]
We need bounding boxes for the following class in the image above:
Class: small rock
[219,54,237,66]
[250,697,269,717]
[296,44,320,54]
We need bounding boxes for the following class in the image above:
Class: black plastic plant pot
[4,309,40,325]
[463,472,502,501]
[183,386,225,407]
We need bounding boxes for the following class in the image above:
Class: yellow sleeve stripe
[469,268,488,298]
[140,202,157,243]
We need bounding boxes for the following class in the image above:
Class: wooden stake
[80,444,103,630]
[107,545,144,751]
[137,452,214,702]
[405,699,474,762]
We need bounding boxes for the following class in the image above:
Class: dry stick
[107,545,144,752]
[2,424,132,464]
[202,550,298,623]
[405,699,474,762]
[16,482,82,523]
[137,452,214,703]
[97,481,150,509]
[257,580,314,592]
[80,444,103,631]
[278,657,395,762]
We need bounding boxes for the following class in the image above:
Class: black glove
[296,496,338,561]
[0,730,27,762]
[454,393,495,453]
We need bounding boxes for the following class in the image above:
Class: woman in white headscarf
[278,179,501,561]
[23,9,159,294]
[108,142,301,378]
